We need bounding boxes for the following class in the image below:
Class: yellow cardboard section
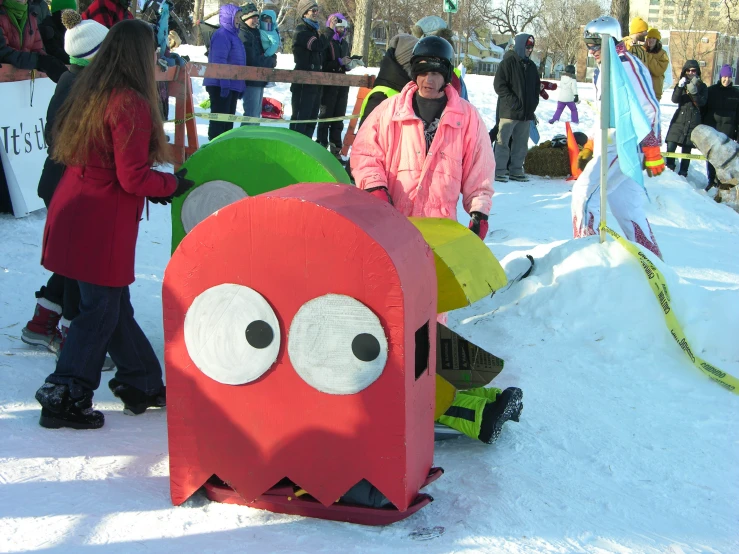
[409,218,508,313]
[434,375,457,420]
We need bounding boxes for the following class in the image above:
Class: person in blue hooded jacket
[203,4,246,140]
[238,3,277,123]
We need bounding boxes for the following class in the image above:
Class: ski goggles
[525,37,535,49]
[585,39,601,52]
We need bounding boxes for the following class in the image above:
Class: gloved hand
[687,77,699,95]
[36,55,67,83]
[147,196,172,205]
[173,168,196,197]
[366,186,393,205]
[157,56,169,71]
[468,211,489,240]
[489,124,499,145]
[539,89,549,100]
[578,138,594,170]
[541,81,558,91]
[574,94,580,104]
[578,148,593,170]
[642,145,665,177]
[679,77,687,87]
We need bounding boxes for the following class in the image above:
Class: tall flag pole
[599,33,611,244]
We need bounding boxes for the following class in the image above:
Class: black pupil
[245,320,274,349]
[352,333,380,362]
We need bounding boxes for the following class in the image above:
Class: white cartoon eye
[184,284,280,385]
[181,180,248,233]
[288,294,388,395]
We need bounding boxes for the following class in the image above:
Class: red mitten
[366,186,393,205]
[468,211,489,240]
[539,89,549,100]
[541,80,558,91]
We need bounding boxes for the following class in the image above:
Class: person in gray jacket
[492,33,540,182]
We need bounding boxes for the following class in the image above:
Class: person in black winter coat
[702,64,739,189]
[289,0,331,138]
[23,10,110,358]
[239,3,276,123]
[358,33,417,127]
[316,13,351,156]
[38,0,76,64]
[493,33,541,182]
[665,59,708,177]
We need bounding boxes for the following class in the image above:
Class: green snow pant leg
[437,387,502,440]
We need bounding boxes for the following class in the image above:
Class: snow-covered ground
[1,49,738,553]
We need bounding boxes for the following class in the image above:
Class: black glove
[148,196,172,205]
[489,124,499,145]
[574,94,580,104]
[36,55,67,83]
[173,168,195,197]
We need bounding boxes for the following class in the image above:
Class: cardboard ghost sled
[163,128,507,525]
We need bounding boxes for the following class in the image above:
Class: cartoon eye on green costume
[171,127,351,252]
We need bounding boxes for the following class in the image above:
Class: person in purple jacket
[203,4,246,140]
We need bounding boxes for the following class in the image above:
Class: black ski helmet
[410,35,454,84]
[564,64,576,75]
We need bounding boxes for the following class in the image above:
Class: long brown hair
[52,19,173,166]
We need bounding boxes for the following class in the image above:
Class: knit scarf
[69,56,91,67]
[4,0,29,47]
[302,17,319,30]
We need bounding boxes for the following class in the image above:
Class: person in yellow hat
[643,28,669,97]
[623,16,648,65]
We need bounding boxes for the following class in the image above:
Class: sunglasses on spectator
[586,43,601,52]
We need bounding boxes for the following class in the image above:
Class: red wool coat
[42,89,177,287]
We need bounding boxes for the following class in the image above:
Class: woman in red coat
[34,19,194,430]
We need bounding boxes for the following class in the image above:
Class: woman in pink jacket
[350,36,494,239]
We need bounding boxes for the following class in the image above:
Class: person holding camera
[665,60,708,177]
[317,13,362,158]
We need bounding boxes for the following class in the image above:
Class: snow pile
[1,46,737,553]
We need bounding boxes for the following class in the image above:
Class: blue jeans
[241,86,264,126]
[45,282,163,398]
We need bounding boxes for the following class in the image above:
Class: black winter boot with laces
[478,387,523,444]
[35,383,104,430]
[108,379,166,415]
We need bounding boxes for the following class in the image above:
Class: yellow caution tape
[166,112,359,125]
[601,223,739,393]
[662,151,706,160]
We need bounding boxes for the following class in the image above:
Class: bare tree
[670,0,727,66]
[352,0,374,61]
[610,0,629,39]
[483,0,542,35]
[537,0,602,66]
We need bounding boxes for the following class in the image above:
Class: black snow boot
[108,379,166,416]
[478,387,523,444]
[35,383,105,430]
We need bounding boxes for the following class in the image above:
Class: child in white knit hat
[20,10,111,371]
[62,10,109,66]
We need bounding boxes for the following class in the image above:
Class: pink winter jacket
[351,81,494,219]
